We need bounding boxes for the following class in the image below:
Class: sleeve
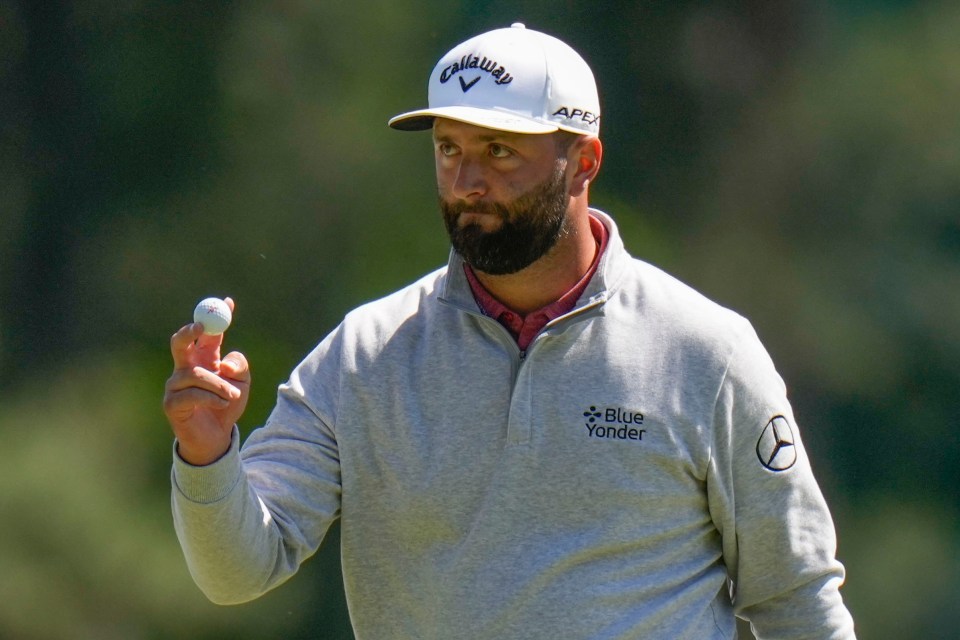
[705,319,857,639]
[171,328,344,605]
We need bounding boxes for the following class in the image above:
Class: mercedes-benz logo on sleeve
[756,415,797,471]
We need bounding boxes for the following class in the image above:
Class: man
[165,24,856,639]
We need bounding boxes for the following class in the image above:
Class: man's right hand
[163,297,250,466]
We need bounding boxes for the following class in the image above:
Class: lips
[447,199,506,219]
[456,210,505,232]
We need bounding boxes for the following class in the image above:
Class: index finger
[192,297,235,367]
[171,297,236,370]
[170,322,225,370]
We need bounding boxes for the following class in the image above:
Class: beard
[440,161,570,275]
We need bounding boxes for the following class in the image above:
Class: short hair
[554,130,581,156]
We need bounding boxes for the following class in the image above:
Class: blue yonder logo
[583,405,646,442]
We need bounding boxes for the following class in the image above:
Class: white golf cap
[389,23,600,136]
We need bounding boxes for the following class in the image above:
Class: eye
[489,143,512,158]
[436,142,459,157]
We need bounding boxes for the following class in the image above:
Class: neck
[472,207,596,315]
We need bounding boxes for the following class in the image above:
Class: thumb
[220,351,250,385]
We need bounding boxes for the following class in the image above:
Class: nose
[451,157,488,201]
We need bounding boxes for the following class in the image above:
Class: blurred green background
[1,1,957,638]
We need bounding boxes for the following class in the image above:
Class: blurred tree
[0,0,957,638]
[0,1,233,387]
[678,0,960,500]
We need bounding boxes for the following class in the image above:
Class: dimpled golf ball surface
[193,297,232,335]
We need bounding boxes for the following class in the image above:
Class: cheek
[434,159,457,193]
[502,171,542,199]
[435,174,455,201]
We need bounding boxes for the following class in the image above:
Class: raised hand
[163,297,250,466]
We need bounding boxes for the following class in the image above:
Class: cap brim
[388,106,558,134]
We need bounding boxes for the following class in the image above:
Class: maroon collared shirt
[464,215,609,351]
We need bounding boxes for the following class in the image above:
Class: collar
[463,214,609,350]
[439,208,627,318]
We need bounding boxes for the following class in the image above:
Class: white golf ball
[193,297,232,335]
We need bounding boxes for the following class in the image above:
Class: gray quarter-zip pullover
[172,210,855,639]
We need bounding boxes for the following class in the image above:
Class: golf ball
[193,297,232,335]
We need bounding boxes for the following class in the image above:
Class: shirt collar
[464,214,609,345]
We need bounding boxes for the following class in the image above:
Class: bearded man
[164,23,856,640]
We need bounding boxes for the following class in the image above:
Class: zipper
[440,295,607,364]
[439,293,607,383]
[440,294,607,446]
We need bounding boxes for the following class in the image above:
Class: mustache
[440,198,510,220]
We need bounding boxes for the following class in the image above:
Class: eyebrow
[432,126,518,145]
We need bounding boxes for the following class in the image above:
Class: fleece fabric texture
[172,210,856,640]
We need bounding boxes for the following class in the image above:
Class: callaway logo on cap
[389,23,601,136]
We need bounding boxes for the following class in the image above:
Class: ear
[567,136,602,197]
